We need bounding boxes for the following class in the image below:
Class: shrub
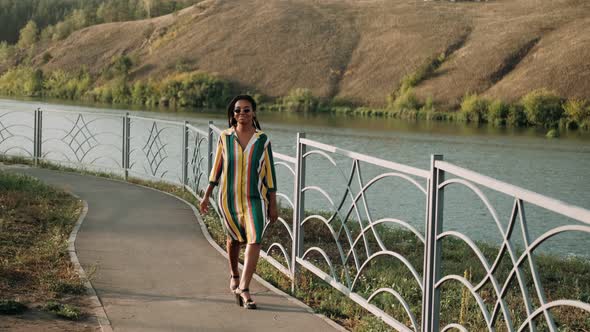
[389,87,421,112]
[102,55,134,80]
[44,69,91,99]
[521,89,563,127]
[546,129,560,138]
[158,72,232,109]
[460,93,489,123]
[563,98,590,123]
[279,88,318,112]
[507,104,527,127]
[41,52,53,64]
[0,41,14,63]
[487,99,509,126]
[421,96,435,112]
[0,66,43,97]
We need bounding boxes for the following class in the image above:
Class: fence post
[37,109,43,164]
[33,109,38,166]
[422,154,444,332]
[291,132,306,293]
[181,121,189,187]
[207,121,213,177]
[123,113,130,181]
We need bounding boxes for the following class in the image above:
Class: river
[1,97,589,257]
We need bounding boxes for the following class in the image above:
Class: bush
[102,55,134,80]
[44,69,91,99]
[507,104,527,127]
[41,52,53,64]
[0,66,43,97]
[159,72,232,108]
[563,98,590,124]
[279,88,318,112]
[389,87,421,112]
[460,93,489,123]
[0,41,14,63]
[421,96,435,112]
[521,89,563,127]
[487,99,509,126]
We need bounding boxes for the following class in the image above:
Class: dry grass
[19,0,590,108]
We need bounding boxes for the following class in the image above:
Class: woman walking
[200,94,278,309]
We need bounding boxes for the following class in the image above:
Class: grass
[0,168,87,319]
[3,157,589,331]
[43,301,82,320]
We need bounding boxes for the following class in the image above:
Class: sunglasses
[233,108,252,114]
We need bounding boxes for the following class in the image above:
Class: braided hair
[227,94,261,130]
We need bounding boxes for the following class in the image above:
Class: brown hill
[33,0,590,108]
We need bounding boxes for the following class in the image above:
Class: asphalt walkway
[4,166,340,332]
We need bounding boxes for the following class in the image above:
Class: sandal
[230,275,240,292]
[235,288,257,309]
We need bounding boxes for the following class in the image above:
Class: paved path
[5,167,340,332]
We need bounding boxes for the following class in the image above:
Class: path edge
[67,194,113,332]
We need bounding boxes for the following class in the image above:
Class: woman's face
[233,99,254,127]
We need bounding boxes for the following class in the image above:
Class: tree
[17,20,39,49]
[0,41,14,63]
[143,0,153,18]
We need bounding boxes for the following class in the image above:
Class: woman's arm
[200,184,215,213]
[268,191,278,223]
[201,135,224,214]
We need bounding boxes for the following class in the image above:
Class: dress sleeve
[262,141,277,192]
[208,135,224,186]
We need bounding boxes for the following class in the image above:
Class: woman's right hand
[200,197,209,214]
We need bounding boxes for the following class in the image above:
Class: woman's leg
[239,243,261,301]
[227,238,240,290]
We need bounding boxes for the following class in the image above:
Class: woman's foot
[236,288,257,309]
[230,275,239,292]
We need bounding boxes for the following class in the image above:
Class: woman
[200,94,278,310]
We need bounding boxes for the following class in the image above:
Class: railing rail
[1,108,589,332]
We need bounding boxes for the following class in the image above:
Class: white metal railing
[1,108,589,332]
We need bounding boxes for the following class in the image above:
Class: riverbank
[1,65,589,137]
[0,169,99,331]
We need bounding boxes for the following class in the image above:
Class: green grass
[43,301,82,320]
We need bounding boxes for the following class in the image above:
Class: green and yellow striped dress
[209,128,277,244]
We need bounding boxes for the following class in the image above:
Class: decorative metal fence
[1,108,589,332]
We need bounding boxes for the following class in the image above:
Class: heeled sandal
[230,275,240,292]
[235,288,257,309]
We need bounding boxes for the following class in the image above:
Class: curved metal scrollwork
[296,138,429,332]
[433,161,590,331]
[0,111,34,158]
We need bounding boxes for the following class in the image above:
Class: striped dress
[209,128,277,244]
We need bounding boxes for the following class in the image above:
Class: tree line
[0,0,201,45]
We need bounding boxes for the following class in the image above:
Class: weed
[43,301,82,320]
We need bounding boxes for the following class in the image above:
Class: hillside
[24,0,590,108]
